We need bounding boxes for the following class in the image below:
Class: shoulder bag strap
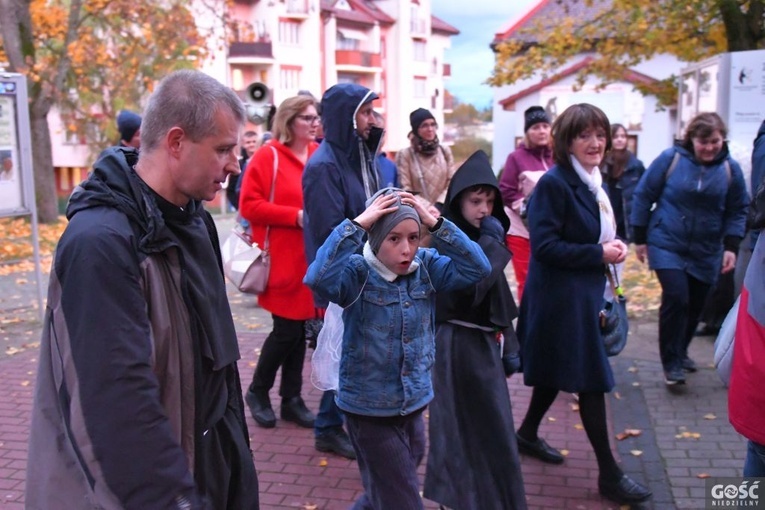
[605,264,623,297]
[263,146,278,251]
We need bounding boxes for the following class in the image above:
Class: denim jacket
[304,218,490,417]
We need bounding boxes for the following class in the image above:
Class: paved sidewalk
[0,213,747,509]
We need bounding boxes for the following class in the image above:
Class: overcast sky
[431,0,538,108]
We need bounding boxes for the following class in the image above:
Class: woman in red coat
[239,95,320,428]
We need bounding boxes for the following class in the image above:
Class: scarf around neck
[570,155,616,244]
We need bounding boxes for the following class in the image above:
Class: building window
[410,5,426,33]
[279,20,300,45]
[338,73,361,85]
[414,77,426,98]
[280,67,301,90]
[337,32,360,51]
[413,40,426,61]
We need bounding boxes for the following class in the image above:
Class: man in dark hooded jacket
[27,70,259,509]
[301,83,383,459]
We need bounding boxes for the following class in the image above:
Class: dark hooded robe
[423,151,527,510]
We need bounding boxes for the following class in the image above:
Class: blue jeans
[345,410,426,510]
[314,390,344,436]
[744,440,765,477]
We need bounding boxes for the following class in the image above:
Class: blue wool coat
[518,164,614,393]
[630,144,749,285]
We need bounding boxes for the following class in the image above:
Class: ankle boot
[245,388,276,428]
[281,396,315,428]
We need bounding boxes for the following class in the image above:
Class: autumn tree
[0,0,240,223]
[489,0,764,107]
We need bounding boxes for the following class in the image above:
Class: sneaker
[664,367,686,385]
[681,356,698,373]
[245,388,276,428]
[280,396,315,428]
[315,427,357,459]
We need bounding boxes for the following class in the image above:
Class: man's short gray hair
[140,70,246,152]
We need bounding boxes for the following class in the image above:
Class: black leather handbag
[600,265,629,357]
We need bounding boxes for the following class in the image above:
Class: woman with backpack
[630,112,749,386]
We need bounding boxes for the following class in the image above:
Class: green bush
[450,136,492,165]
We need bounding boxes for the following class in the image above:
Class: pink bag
[222,226,270,294]
[221,146,277,295]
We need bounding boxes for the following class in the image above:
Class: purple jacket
[499,142,553,237]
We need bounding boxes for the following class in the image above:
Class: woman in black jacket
[600,123,645,242]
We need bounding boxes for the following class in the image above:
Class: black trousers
[249,314,306,399]
[655,269,712,371]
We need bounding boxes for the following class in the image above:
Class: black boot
[315,427,356,459]
[245,388,276,428]
[280,396,315,428]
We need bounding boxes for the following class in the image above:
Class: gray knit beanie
[365,187,421,253]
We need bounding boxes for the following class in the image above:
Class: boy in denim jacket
[304,187,490,510]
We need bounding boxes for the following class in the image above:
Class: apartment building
[50,0,458,196]
[202,0,458,154]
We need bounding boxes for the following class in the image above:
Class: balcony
[229,42,274,60]
[335,50,381,70]
[283,0,309,19]
[443,64,451,77]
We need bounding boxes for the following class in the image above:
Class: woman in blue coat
[630,112,749,385]
[516,104,651,506]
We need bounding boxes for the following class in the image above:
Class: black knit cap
[117,110,142,142]
[524,106,550,132]
[410,108,436,133]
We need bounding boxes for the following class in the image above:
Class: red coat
[729,278,765,445]
[239,140,318,320]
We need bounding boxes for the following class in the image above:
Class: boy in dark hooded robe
[424,150,527,510]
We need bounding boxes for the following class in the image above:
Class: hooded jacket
[437,150,518,332]
[26,147,257,509]
[630,142,749,284]
[749,120,765,245]
[302,83,383,306]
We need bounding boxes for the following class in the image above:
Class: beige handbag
[222,146,278,294]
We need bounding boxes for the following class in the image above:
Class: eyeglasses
[296,114,321,124]
[419,121,438,130]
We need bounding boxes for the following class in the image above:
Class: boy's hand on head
[479,216,505,243]
[354,193,399,231]
[400,192,437,229]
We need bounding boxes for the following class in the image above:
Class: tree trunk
[718,0,762,51]
[30,111,59,223]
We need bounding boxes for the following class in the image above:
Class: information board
[0,75,34,216]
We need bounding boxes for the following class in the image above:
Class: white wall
[492,54,682,170]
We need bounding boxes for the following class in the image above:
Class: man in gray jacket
[26,70,259,509]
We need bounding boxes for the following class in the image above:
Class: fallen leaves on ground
[676,431,702,439]
[703,413,717,420]
[615,429,642,441]
[622,252,662,318]
[0,216,67,266]
[318,458,328,467]
[630,450,643,456]
[698,473,711,479]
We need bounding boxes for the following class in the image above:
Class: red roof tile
[492,0,612,47]
[431,15,459,35]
